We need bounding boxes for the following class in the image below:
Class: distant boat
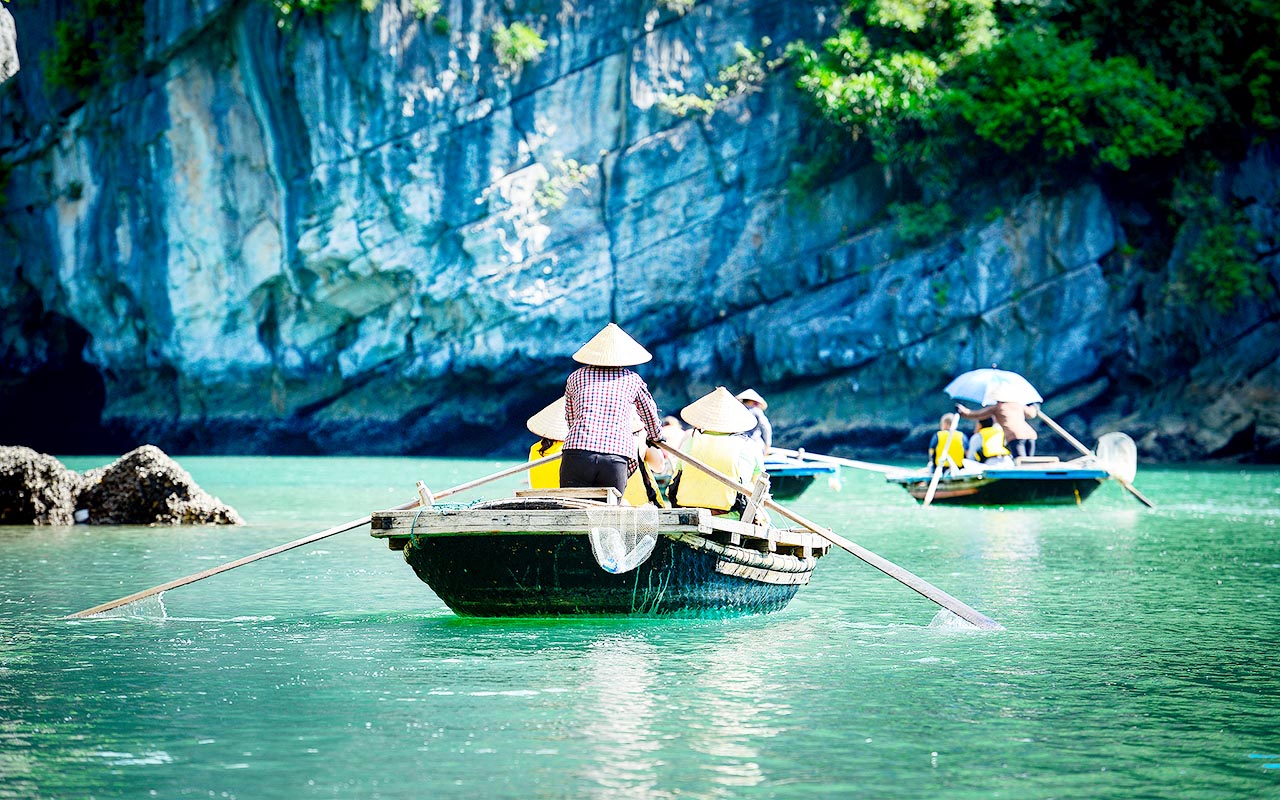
[653,454,838,503]
[370,488,831,617]
[885,458,1109,506]
[762,455,839,500]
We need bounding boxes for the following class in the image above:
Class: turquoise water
[2,457,1278,799]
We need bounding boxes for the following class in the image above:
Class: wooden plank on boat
[714,560,811,585]
[512,487,622,504]
[370,507,707,537]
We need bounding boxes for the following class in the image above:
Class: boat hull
[889,468,1108,506]
[763,459,838,501]
[402,532,811,618]
[373,498,828,618]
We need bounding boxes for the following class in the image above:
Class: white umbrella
[944,368,1043,407]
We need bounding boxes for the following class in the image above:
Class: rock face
[0,444,241,525]
[77,445,244,525]
[0,446,82,525]
[0,1,1277,461]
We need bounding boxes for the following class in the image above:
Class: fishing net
[1096,432,1138,484]
[586,505,660,574]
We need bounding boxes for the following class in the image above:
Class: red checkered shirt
[563,366,663,466]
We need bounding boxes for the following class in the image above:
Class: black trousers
[1009,438,1036,458]
[559,449,630,494]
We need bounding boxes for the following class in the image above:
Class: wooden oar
[923,414,961,507]
[64,453,563,619]
[657,441,1003,630]
[1036,411,1155,508]
[769,447,896,474]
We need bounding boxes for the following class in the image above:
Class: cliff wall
[1,0,1277,460]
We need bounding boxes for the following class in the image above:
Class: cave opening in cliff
[0,313,129,455]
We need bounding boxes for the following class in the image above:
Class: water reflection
[576,632,662,798]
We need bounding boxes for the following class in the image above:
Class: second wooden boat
[762,455,839,500]
[885,458,1109,506]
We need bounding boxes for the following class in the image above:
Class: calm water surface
[1,457,1278,799]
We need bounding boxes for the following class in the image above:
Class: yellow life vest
[933,429,965,468]
[673,432,761,511]
[623,456,668,508]
[978,425,1011,459]
[528,439,563,489]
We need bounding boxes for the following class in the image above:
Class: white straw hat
[572,323,653,367]
[681,387,757,434]
[735,388,767,410]
[526,397,569,441]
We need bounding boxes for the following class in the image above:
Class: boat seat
[513,487,621,505]
[1015,456,1060,465]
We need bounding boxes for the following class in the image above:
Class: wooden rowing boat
[370,487,831,617]
[763,455,839,500]
[885,458,1109,506]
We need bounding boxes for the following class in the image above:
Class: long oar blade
[1038,411,1154,508]
[64,452,563,619]
[657,442,1003,630]
[769,447,896,475]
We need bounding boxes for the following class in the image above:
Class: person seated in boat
[966,417,1014,466]
[525,397,569,490]
[667,387,763,518]
[955,400,1039,459]
[561,323,665,495]
[660,415,688,451]
[623,414,669,508]
[926,414,966,475]
[735,389,773,455]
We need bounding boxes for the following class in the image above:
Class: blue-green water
[2,457,1278,799]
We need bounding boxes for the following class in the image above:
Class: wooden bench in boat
[370,496,830,559]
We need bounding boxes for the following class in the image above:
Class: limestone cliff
[1,0,1277,461]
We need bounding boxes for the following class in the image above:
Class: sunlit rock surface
[0,444,242,525]
[0,1,1277,460]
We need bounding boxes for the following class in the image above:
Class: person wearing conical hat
[525,397,568,490]
[667,387,763,517]
[735,388,772,455]
[561,323,664,495]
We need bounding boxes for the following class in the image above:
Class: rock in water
[76,445,244,525]
[0,446,83,525]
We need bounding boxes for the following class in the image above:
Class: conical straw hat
[572,323,653,367]
[735,388,767,410]
[526,397,569,441]
[681,387,757,434]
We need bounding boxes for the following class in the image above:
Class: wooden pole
[64,452,564,619]
[657,441,1003,631]
[1036,411,1155,508]
[769,447,896,475]
[923,414,961,507]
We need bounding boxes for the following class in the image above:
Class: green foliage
[1044,0,1280,135]
[410,0,440,21]
[942,28,1209,172]
[493,22,547,72]
[534,157,598,211]
[42,0,144,98]
[1170,182,1270,313]
[270,0,378,18]
[660,40,783,119]
[890,200,957,246]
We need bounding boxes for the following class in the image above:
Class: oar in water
[656,441,1003,631]
[1036,411,1155,508]
[64,453,564,619]
[768,447,896,474]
